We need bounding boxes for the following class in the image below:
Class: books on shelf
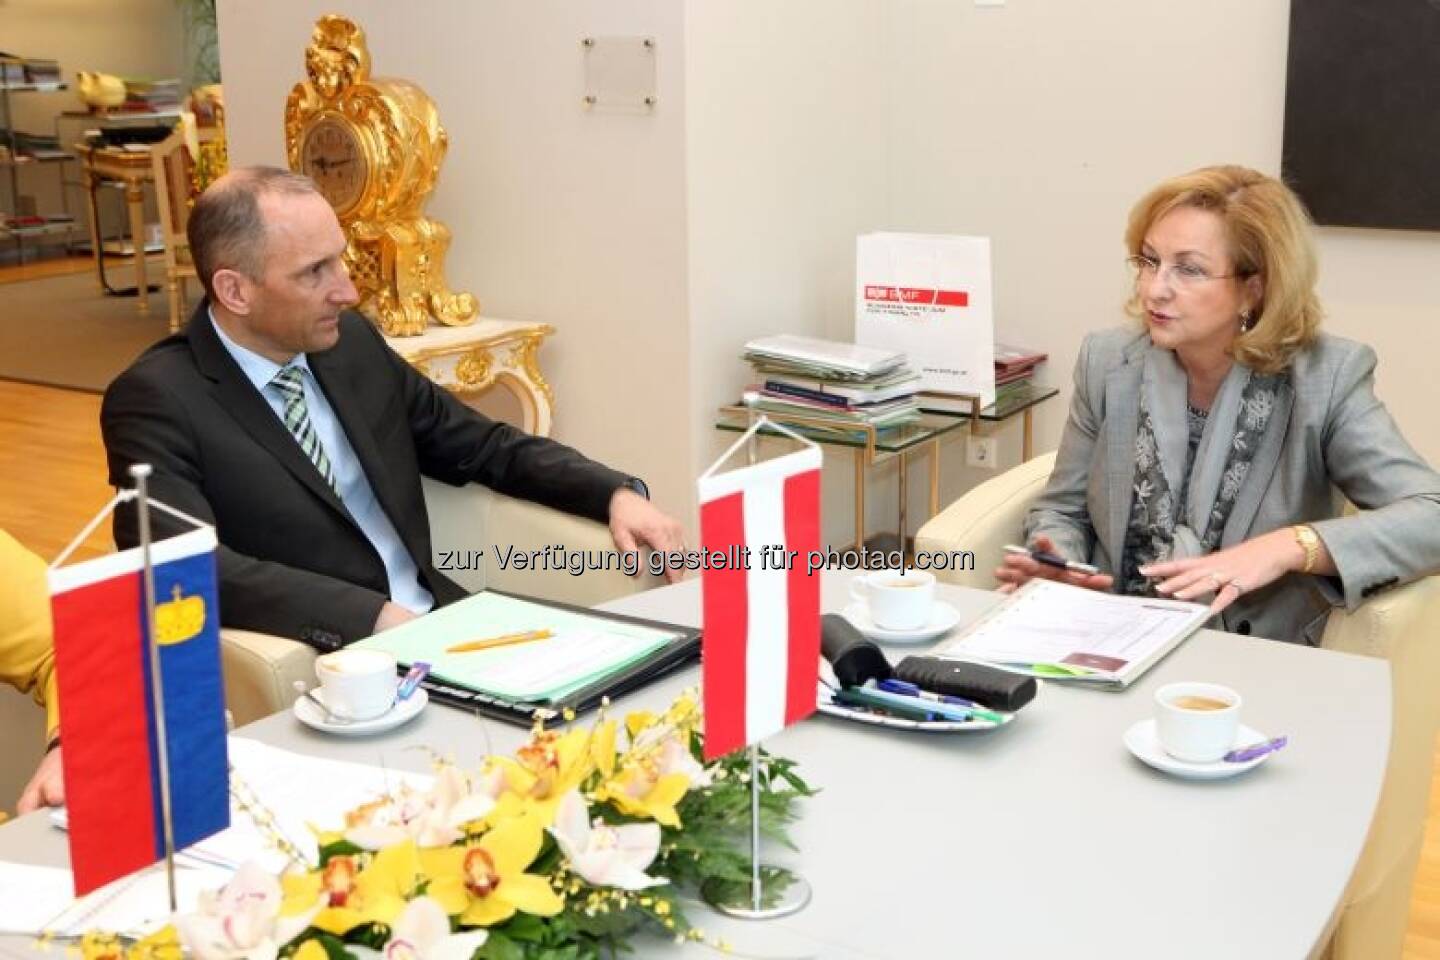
[743,334,908,379]
[934,579,1210,688]
[740,333,923,432]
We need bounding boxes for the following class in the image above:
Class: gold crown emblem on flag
[155,584,206,645]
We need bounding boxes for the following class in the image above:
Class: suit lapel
[1100,345,1145,564]
[189,304,354,520]
[1221,376,1294,546]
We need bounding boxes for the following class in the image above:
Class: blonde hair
[1124,165,1322,374]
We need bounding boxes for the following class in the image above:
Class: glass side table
[716,383,1060,552]
[918,382,1061,461]
[716,406,967,551]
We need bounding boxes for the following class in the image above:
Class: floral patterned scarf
[1118,360,1288,596]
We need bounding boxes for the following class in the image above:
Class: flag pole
[701,411,811,921]
[131,464,179,913]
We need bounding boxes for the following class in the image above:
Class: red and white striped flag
[698,425,822,759]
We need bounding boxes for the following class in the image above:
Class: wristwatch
[621,477,650,500]
[1292,524,1321,574]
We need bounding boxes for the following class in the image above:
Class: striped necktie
[270,365,338,491]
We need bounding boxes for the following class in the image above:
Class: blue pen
[878,679,1006,723]
[855,683,974,722]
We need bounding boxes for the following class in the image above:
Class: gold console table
[386,319,556,436]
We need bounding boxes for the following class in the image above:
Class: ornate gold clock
[284,15,476,336]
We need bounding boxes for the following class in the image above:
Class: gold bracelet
[1292,524,1320,575]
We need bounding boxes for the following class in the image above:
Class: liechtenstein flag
[697,423,822,760]
[49,526,230,896]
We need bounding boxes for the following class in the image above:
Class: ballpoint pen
[833,687,938,722]
[877,678,1006,723]
[445,629,554,654]
[849,683,975,722]
[1003,544,1101,576]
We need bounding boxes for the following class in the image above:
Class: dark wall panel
[1282,0,1440,231]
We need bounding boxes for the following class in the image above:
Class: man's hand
[608,487,686,583]
[17,747,64,815]
[373,601,419,634]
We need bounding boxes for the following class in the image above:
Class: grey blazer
[1024,327,1440,644]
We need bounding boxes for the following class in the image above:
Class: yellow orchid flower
[419,814,562,927]
[594,768,690,827]
[278,842,425,935]
[491,723,613,826]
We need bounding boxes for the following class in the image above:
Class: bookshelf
[0,55,79,262]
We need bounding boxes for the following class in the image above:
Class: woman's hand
[1140,528,1309,614]
[993,535,1114,594]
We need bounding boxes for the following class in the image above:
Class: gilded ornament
[455,350,494,390]
[284,15,477,336]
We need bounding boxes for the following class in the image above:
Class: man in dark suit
[101,166,683,649]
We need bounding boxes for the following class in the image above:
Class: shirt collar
[208,308,313,391]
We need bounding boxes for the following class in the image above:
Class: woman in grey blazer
[998,165,1440,644]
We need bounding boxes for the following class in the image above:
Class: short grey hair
[187,166,323,300]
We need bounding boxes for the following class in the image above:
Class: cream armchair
[915,452,1440,959]
[220,477,663,726]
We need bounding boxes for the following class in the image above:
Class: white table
[0,574,1390,959]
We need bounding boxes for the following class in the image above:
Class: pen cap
[893,656,1037,712]
[820,613,893,687]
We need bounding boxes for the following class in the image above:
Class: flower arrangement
[77,692,814,960]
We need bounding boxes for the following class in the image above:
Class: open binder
[934,579,1210,689]
[353,589,701,727]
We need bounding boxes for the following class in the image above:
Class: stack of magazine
[741,334,921,434]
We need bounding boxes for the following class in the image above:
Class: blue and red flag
[49,526,229,896]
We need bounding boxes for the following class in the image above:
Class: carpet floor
[0,264,176,393]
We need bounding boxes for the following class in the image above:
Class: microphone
[819,613,893,688]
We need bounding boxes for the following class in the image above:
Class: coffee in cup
[1154,681,1241,763]
[315,648,398,720]
[849,569,936,631]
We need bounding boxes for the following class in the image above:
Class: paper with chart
[355,590,681,702]
[936,579,1209,685]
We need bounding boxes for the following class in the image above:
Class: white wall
[216,0,694,525]
[880,0,1440,489]
[684,1,891,544]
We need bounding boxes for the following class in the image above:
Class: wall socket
[966,435,999,469]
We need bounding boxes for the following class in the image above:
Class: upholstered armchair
[915,451,1440,959]
[221,477,663,726]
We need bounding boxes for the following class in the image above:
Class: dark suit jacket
[101,303,632,648]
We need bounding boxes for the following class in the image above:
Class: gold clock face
[300,116,368,214]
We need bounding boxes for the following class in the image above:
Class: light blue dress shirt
[209,313,434,613]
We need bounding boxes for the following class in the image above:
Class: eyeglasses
[1126,254,1248,289]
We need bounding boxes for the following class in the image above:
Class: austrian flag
[697,430,822,760]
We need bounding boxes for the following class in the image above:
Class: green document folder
[352,590,701,725]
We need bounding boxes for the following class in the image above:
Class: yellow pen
[445,628,554,654]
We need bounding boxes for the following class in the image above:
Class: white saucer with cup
[1123,681,1276,780]
[849,569,936,631]
[313,648,399,721]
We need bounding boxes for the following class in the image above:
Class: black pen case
[893,656,1038,713]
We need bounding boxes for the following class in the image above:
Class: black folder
[398,590,701,729]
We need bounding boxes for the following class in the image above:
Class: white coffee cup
[849,569,936,631]
[1154,681,1242,763]
[315,648,398,720]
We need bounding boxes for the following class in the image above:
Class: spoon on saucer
[292,680,352,725]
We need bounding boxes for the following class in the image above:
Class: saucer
[839,600,963,644]
[293,687,427,736]
[1123,718,1273,780]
